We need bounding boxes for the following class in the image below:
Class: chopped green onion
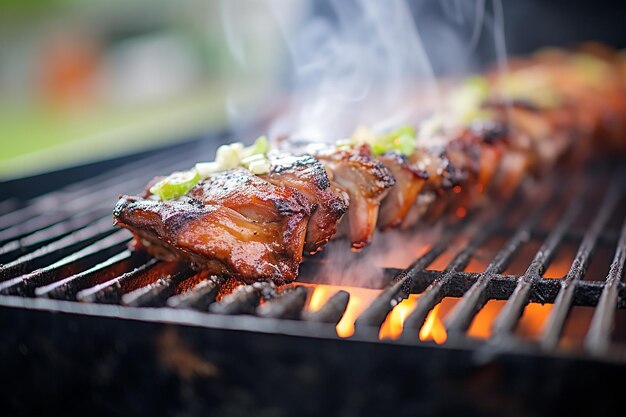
[241,136,270,159]
[149,136,272,201]
[460,108,493,124]
[195,162,220,177]
[372,125,417,156]
[395,131,417,155]
[149,169,201,201]
[465,74,490,94]
[446,75,493,123]
[417,114,444,141]
[241,153,265,165]
[216,136,270,171]
[350,125,376,145]
[195,135,272,179]
[571,53,609,88]
[347,125,416,156]
[215,143,243,170]
[496,69,561,109]
[247,158,271,175]
[335,138,354,152]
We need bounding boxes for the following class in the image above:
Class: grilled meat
[263,153,349,254]
[400,145,465,228]
[188,168,311,224]
[316,144,396,249]
[114,169,311,284]
[462,120,508,200]
[376,152,427,229]
[114,46,626,284]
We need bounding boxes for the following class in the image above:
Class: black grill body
[2,302,625,417]
[1,135,625,416]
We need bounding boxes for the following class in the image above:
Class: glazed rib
[114,46,626,284]
[376,152,427,229]
[263,153,349,254]
[114,169,311,284]
[316,144,396,249]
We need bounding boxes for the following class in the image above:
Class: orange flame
[306,285,447,341]
[305,284,380,338]
[377,295,447,343]
[543,248,576,278]
[379,295,418,340]
[300,234,572,343]
[307,284,333,313]
[467,299,505,339]
[517,302,552,339]
[419,304,448,343]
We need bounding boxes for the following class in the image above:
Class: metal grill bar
[491,180,588,336]
[208,284,263,315]
[402,270,618,306]
[0,199,19,215]
[354,235,452,332]
[166,276,225,310]
[0,230,130,296]
[121,268,194,307]
[75,258,159,303]
[511,227,620,247]
[305,290,350,324]
[257,286,308,319]
[400,204,511,338]
[444,187,558,335]
[585,214,626,354]
[0,142,206,234]
[34,249,137,299]
[1,145,625,360]
[0,217,117,280]
[0,210,93,244]
[298,262,401,288]
[540,171,625,349]
[0,210,110,264]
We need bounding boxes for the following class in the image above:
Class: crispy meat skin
[317,144,395,249]
[114,47,626,284]
[485,101,572,175]
[188,168,311,222]
[400,120,508,227]
[264,153,349,254]
[114,170,311,284]
[377,152,427,229]
[399,146,451,227]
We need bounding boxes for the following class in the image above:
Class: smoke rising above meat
[205,0,511,287]
[267,0,436,144]
[263,0,507,146]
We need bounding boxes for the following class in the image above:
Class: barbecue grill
[1,133,625,417]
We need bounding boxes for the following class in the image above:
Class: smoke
[267,0,437,145]
[218,0,510,286]
[218,0,508,143]
[262,0,508,148]
[310,225,446,288]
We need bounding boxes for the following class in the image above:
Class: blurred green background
[0,0,291,179]
[6,0,623,181]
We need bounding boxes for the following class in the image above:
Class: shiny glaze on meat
[316,144,395,249]
[114,170,311,284]
[263,153,349,254]
[113,46,626,284]
[377,152,427,229]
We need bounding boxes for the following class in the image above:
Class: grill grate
[1,144,625,362]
